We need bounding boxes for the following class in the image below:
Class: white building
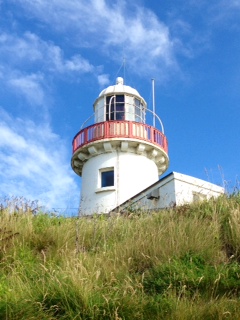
[71,78,224,215]
[110,172,225,213]
[71,77,169,215]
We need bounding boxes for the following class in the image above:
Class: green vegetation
[1,194,240,319]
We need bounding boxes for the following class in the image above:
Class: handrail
[73,121,168,154]
[146,108,165,134]
[80,114,95,130]
[79,102,165,132]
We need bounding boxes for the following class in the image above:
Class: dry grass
[0,194,240,319]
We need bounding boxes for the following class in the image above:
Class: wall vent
[147,189,159,200]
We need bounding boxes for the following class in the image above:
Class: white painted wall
[117,151,158,201]
[173,172,224,205]
[114,172,224,213]
[125,95,135,121]
[94,97,105,123]
[80,151,159,215]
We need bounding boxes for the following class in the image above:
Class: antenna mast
[152,78,156,127]
[123,57,126,82]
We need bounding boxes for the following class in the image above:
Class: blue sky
[0,0,239,214]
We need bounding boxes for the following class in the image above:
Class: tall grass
[0,194,240,319]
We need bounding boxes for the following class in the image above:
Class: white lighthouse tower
[71,77,169,215]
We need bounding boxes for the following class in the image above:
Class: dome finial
[116,77,124,85]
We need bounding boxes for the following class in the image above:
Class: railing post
[151,126,154,144]
[129,121,132,138]
[105,121,108,138]
[73,140,75,153]
[84,128,88,145]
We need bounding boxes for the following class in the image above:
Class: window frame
[101,169,114,188]
[106,95,125,121]
[95,167,115,193]
[134,98,145,123]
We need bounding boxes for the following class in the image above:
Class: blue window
[101,170,114,187]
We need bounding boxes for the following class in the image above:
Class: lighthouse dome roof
[98,77,141,98]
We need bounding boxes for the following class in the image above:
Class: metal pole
[152,78,156,127]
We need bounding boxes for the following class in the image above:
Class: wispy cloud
[190,0,240,27]
[0,31,96,109]
[0,108,79,211]
[0,31,94,75]
[222,0,240,8]
[216,0,240,23]
[97,74,110,87]
[9,0,179,79]
[8,73,46,106]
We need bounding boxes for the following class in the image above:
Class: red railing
[72,121,168,154]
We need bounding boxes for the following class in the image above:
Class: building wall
[114,173,175,212]
[173,172,224,206]
[80,151,159,215]
[117,151,158,202]
[114,172,224,213]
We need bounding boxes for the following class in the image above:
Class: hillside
[1,194,240,319]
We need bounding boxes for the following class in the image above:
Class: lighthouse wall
[80,151,159,215]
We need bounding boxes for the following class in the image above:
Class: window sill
[95,186,116,193]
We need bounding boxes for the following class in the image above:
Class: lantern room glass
[106,95,125,121]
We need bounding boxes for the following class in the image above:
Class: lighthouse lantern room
[71,77,169,215]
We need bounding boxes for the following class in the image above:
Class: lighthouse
[71,77,169,215]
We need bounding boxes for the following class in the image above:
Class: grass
[0,194,240,319]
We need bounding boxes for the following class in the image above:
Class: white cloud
[0,31,94,75]
[97,74,110,87]
[11,0,179,78]
[0,31,96,108]
[0,108,79,212]
[203,0,240,27]
[8,73,46,106]
[62,55,94,73]
[0,32,42,62]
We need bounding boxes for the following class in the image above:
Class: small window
[101,170,114,187]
